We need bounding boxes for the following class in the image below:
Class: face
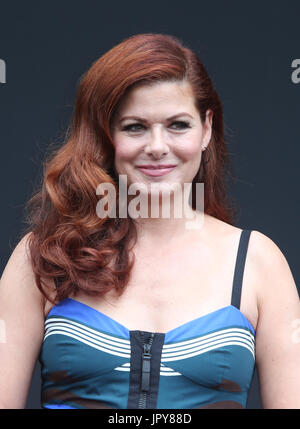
[110,80,213,197]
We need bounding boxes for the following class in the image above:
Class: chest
[45,234,258,333]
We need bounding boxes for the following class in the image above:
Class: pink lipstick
[136,164,177,177]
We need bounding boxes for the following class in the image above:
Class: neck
[132,202,207,245]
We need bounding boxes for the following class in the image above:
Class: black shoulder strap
[230,229,252,310]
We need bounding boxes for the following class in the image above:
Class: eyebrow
[118,112,194,123]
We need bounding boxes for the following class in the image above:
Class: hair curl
[21,33,238,305]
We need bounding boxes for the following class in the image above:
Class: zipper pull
[141,341,152,392]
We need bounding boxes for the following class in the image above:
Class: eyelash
[122,121,191,132]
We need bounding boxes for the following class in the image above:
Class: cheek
[113,138,137,161]
[176,141,202,161]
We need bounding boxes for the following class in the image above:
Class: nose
[144,126,169,158]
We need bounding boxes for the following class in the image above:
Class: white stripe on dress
[44,318,255,360]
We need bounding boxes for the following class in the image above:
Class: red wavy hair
[22,33,237,305]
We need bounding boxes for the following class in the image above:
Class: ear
[203,109,213,148]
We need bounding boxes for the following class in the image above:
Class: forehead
[113,80,198,119]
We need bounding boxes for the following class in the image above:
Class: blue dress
[38,229,255,409]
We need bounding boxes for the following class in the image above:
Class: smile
[136,166,177,177]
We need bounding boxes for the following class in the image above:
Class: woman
[0,33,299,409]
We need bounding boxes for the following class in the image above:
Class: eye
[170,121,191,130]
[122,123,145,132]
[121,120,191,133]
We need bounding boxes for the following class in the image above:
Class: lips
[136,165,177,177]
[136,164,177,169]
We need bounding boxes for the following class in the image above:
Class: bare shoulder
[2,232,33,280]
[0,232,44,304]
[15,232,57,317]
[245,229,300,408]
[209,219,294,284]
[204,219,299,310]
[0,231,58,313]
[246,229,299,306]
[0,231,48,407]
[247,229,285,260]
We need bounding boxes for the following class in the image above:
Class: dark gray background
[0,0,299,409]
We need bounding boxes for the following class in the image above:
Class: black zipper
[138,331,154,409]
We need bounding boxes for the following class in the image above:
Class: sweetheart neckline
[48,297,256,336]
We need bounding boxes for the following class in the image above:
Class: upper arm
[252,230,300,409]
[0,233,46,408]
